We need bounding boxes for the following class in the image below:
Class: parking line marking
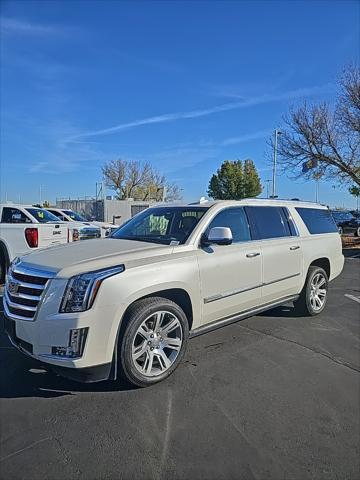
[344,294,360,304]
[0,437,51,463]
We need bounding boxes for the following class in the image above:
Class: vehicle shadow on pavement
[0,318,136,399]
[258,304,304,318]
[0,354,136,399]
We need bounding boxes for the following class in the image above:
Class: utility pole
[39,185,45,205]
[271,129,281,198]
[265,179,271,198]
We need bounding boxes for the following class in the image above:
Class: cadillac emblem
[8,280,20,295]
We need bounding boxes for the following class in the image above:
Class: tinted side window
[1,207,31,224]
[296,208,338,234]
[49,210,68,221]
[207,208,250,243]
[245,206,291,240]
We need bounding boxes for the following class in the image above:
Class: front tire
[0,254,6,284]
[294,266,329,316]
[355,226,360,237]
[118,297,189,387]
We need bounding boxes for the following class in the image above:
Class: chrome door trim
[263,272,301,287]
[191,294,299,338]
[204,283,263,304]
[203,273,300,304]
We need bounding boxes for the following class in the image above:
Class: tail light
[25,228,38,248]
[72,229,79,241]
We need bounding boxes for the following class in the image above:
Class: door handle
[290,245,300,251]
[246,252,261,258]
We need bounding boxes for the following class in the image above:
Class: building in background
[56,197,151,225]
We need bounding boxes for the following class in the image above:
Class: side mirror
[203,227,233,246]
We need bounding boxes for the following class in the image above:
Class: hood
[92,221,115,229]
[67,221,100,230]
[19,238,173,278]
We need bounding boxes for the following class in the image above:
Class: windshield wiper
[113,235,168,245]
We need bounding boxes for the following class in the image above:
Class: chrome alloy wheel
[309,272,327,311]
[131,311,183,377]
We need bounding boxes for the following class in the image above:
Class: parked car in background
[0,204,68,281]
[330,210,360,236]
[4,199,343,387]
[45,208,101,241]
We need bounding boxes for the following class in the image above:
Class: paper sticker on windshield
[170,240,180,246]
[38,211,44,218]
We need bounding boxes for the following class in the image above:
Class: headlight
[60,265,124,313]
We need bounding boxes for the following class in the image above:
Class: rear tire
[118,297,189,387]
[294,266,329,316]
[355,227,360,237]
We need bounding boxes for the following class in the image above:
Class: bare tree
[273,65,360,186]
[102,159,127,198]
[126,161,152,198]
[102,159,182,201]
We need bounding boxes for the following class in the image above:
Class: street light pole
[315,179,319,203]
[271,129,281,198]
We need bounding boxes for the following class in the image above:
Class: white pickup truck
[0,204,68,281]
[45,208,101,241]
[46,208,113,238]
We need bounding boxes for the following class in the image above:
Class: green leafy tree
[243,159,262,198]
[208,159,262,200]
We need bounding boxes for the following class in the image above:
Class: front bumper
[4,315,113,383]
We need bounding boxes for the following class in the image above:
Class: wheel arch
[0,240,10,281]
[109,287,194,380]
[122,287,194,331]
[309,257,331,279]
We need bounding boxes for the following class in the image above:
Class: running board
[189,294,299,338]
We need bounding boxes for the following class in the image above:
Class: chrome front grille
[4,264,56,321]
[79,227,101,240]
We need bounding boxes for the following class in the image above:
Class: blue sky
[0,0,359,208]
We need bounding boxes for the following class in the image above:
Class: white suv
[4,199,344,387]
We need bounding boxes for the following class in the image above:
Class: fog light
[51,327,88,358]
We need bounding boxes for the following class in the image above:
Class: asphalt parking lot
[0,258,359,480]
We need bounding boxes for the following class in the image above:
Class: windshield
[26,208,61,223]
[111,206,209,245]
[63,210,87,222]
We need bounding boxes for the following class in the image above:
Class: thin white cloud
[71,83,333,140]
[220,129,271,146]
[1,17,67,36]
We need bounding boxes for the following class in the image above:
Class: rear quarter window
[296,208,338,234]
[1,207,32,223]
[245,206,293,240]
